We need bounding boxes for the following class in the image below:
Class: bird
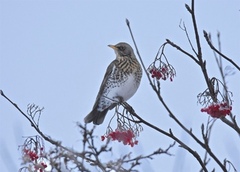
[84,42,142,125]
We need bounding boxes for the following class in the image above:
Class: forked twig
[203,31,240,71]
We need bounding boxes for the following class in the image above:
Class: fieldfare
[84,42,142,125]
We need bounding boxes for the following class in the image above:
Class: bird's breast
[115,74,139,101]
[105,73,140,102]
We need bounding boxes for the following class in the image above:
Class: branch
[1,89,178,171]
[166,39,200,65]
[126,19,153,84]
[185,0,202,61]
[203,32,240,134]
[125,19,210,171]
[0,90,95,164]
[203,30,240,71]
[125,11,237,170]
[121,102,208,172]
[201,123,227,172]
[106,142,175,171]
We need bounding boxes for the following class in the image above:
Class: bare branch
[189,0,203,61]
[179,20,198,56]
[203,30,240,71]
[121,102,208,172]
[166,39,200,65]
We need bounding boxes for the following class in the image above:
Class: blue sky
[1,0,240,171]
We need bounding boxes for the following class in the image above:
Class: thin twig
[126,19,152,83]
[203,30,240,71]
[208,32,240,134]
[125,19,208,171]
[166,39,200,65]
[0,90,93,163]
[179,20,198,56]
[121,102,208,172]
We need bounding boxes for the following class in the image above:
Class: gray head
[108,42,134,57]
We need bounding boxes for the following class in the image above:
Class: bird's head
[108,42,134,57]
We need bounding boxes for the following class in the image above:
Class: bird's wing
[92,59,118,110]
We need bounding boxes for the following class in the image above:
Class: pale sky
[1,1,240,171]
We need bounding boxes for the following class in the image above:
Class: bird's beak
[108,44,117,50]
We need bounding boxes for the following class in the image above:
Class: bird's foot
[114,96,124,103]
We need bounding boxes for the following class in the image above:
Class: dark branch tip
[201,123,204,132]
[169,129,173,135]
[125,18,130,26]
[203,30,208,37]
[185,4,192,13]
[166,39,170,43]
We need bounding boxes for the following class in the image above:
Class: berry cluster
[23,149,39,161]
[149,65,174,81]
[101,129,138,147]
[22,147,47,172]
[201,102,232,118]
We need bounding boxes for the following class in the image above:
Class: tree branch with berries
[125,0,238,171]
[1,0,239,171]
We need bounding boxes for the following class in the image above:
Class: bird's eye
[118,46,125,51]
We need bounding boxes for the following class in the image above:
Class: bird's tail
[84,108,108,125]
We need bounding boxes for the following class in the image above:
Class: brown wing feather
[84,60,118,125]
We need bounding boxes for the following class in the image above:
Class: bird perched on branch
[84,42,142,125]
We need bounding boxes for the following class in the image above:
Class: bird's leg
[107,96,124,110]
[115,96,136,114]
[122,102,135,114]
[115,96,124,103]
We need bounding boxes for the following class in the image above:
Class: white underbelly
[97,73,140,111]
[107,74,139,102]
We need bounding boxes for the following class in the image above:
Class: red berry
[101,135,105,141]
